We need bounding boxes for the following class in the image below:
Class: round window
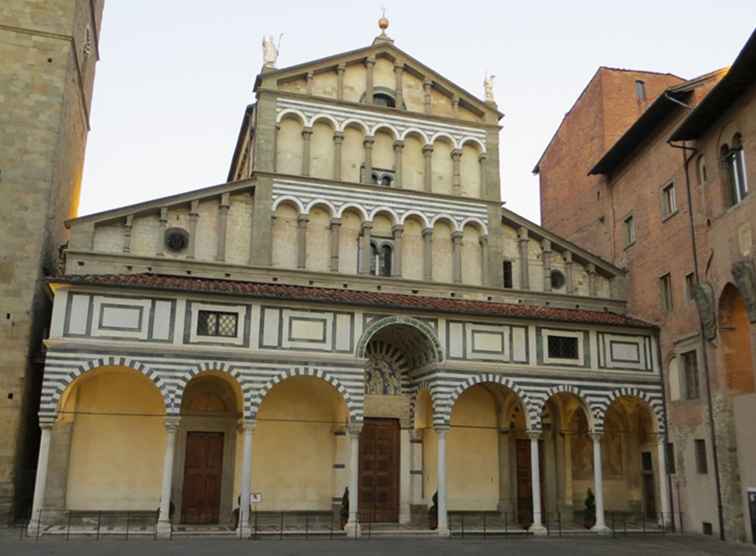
[550,269,566,290]
[165,227,189,252]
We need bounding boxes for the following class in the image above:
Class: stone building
[535,30,756,542]
[28,20,669,536]
[0,0,103,523]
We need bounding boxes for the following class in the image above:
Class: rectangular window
[682,350,700,400]
[726,147,748,205]
[635,80,647,102]
[659,273,673,312]
[666,442,676,474]
[547,335,579,360]
[197,310,238,337]
[661,182,677,218]
[695,439,708,474]
[502,260,513,288]
[685,272,696,302]
[624,214,636,247]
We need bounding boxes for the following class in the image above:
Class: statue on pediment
[484,73,496,103]
[262,34,281,69]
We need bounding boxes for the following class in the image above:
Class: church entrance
[181,431,224,524]
[359,418,400,522]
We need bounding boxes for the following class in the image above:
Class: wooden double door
[358,418,400,522]
[181,431,224,524]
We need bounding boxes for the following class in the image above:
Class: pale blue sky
[80,1,755,223]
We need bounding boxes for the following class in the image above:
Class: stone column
[336,63,345,101]
[451,149,462,195]
[565,251,575,295]
[305,71,314,95]
[345,424,362,536]
[297,214,309,269]
[187,201,199,259]
[156,207,168,256]
[365,56,375,103]
[359,222,373,275]
[157,418,180,537]
[410,430,424,505]
[452,96,460,115]
[123,214,133,254]
[393,140,404,187]
[480,235,489,287]
[394,63,404,108]
[422,227,433,281]
[542,239,552,292]
[591,432,610,534]
[451,230,463,284]
[301,127,313,176]
[362,136,375,185]
[273,124,280,172]
[423,79,432,114]
[27,423,53,533]
[329,218,341,272]
[479,153,488,198]
[392,224,403,277]
[422,144,433,192]
[400,427,411,524]
[656,439,672,526]
[586,263,597,296]
[333,131,344,181]
[518,227,530,290]
[529,431,547,535]
[436,427,450,536]
[238,420,255,533]
[216,193,230,262]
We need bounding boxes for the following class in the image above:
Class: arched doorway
[719,284,755,393]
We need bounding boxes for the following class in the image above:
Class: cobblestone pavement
[1,533,756,556]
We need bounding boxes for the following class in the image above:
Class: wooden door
[359,418,400,522]
[516,438,544,527]
[181,431,224,524]
[641,451,657,518]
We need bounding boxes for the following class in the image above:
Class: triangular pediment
[255,40,503,121]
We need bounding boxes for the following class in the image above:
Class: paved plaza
[1,534,756,556]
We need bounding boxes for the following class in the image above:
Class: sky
[80,1,755,224]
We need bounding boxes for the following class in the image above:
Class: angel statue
[262,34,281,69]
[484,73,496,103]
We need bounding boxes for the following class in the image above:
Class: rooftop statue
[484,74,496,103]
[262,34,281,69]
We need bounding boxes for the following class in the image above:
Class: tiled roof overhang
[49,273,654,329]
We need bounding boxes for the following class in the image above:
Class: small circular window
[550,269,566,290]
[165,227,189,252]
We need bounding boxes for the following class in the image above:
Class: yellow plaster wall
[431,140,453,195]
[461,225,482,285]
[342,64,365,103]
[276,117,304,175]
[402,134,425,191]
[272,203,298,268]
[253,377,345,510]
[306,207,330,272]
[65,367,166,510]
[312,71,338,98]
[373,58,394,89]
[279,78,307,95]
[341,126,364,183]
[338,210,361,274]
[402,217,424,280]
[310,121,335,180]
[373,129,395,170]
[460,144,481,198]
[448,386,499,510]
[402,72,425,113]
[432,221,453,283]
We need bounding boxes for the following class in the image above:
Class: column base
[344,520,361,538]
[528,523,548,536]
[591,523,611,535]
[156,520,173,539]
[399,505,411,525]
[436,527,450,537]
[26,520,43,537]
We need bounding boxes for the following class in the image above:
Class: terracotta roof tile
[50,273,653,328]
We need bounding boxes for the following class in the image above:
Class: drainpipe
[654,333,676,528]
[667,132,726,542]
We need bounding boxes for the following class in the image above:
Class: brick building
[0,0,103,523]
[535,30,756,542]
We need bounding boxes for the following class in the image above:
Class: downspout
[667,126,726,542]
[654,332,676,529]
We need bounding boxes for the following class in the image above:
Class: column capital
[450,148,463,160]
[590,431,603,442]
[297,214,310,225]
[410,429,423,442]
[478,152,488,162]
[422,144,434,155]
[392,224,404,237]
[422,226,433,238]
[306,70,314,80]
[479,234,489,247]
[363,135,375,147]
[564,251,573,263]
[238,419,256,432]
[337,63,346,73]
[165,417,181,433]
[301,127,313,138]
[393,139,405,150]
[159,207,168,223]
[361,221,373,232]
[394,62,405,72]
[329,217,342,228]
[423,78,433,89]
[365,56,376,66]
[451,230,464,242]
[586,262,596,274]
[39,420,54,430]
[541,238,552,252]
[434,425,450,434]
[517,227,529,241]
[333,131,344,142]
[527,430,541,441]
[348,423,363,435]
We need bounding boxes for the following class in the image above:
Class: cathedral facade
[29,22,669,536]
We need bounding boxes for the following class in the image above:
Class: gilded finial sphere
[379,16,389,31]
